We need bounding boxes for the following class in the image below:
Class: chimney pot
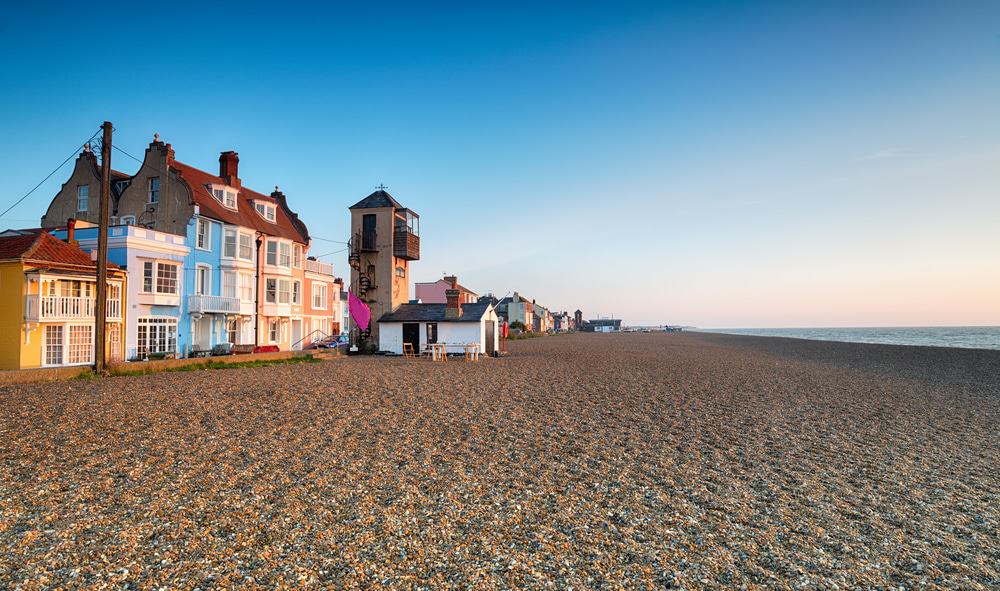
[66,218,76,244]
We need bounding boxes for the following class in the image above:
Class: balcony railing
[188,294,241,314]
[304,259,334,276]
[25,295,122,322]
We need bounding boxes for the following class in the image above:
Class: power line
[0,128,103,219]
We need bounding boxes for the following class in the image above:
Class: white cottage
[377,300,499,356]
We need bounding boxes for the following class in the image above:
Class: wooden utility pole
[94,121,112,372]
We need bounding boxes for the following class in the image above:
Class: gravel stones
[1,333,998,589]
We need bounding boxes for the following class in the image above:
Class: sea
[694,326,1000,351]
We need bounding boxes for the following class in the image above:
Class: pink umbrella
[348,292,371,331]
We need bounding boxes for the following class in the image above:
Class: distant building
[574,309,583,329]
[499,292,534,331]
[415,275,478,304]
[553,311,572,332]
[582,318,622,333]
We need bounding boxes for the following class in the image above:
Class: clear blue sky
[1,1,998,327]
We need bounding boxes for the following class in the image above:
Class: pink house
[414,275,478,305]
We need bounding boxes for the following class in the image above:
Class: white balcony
[25,295,122,322]
[305,259,334,276]
[188,294,241,314]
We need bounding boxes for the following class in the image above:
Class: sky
[0,1,998,327]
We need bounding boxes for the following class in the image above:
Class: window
[426,323,438,345]
[223,271,237,298]
[143,262,154,293]
[195,266,210,295]
[395,266,405,278]
[226,319,238,344]
[148,177,160,203]
[312,283,327,309]
[239,272,254,301]
[279,243,291,267]
[265,278,277,303]
[238,232,253,260]
[266,241,278,266]
[77,186,89,211]
[155,263,178,294]
[120,215,136,226]
[213,188,224,203]
[293,245,302,268]
[197,219,210,250]
[223,228,237,257]
[278,279,290,304]
[67,325,93,364]
[45,325,63,366]
[268,319,279,343]
[292,280,301,305]
[255,202,276,222]
[136,317,177,356]
[225,190,237,209]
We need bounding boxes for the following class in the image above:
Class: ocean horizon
[693,326,1000,351]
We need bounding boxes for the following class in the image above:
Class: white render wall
[378,315,499,355]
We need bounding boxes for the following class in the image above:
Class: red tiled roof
[0,232,119,269]
[171,160,310,244]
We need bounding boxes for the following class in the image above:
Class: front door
[402,323,420,354]
[291,319,302,351]
[485,321,495,356]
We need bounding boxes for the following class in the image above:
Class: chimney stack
[444,275,462,320]
[219,151,240,186]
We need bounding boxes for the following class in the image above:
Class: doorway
[402,323,420,354]
[485,321,496,356]
[291,319,303,351]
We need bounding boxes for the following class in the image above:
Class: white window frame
[268,319,279,343]
[141,261,179,295]
[255,202,276,222]
[238,232,254,260]
[291,280,301,305]
[196,219,211,250]
[239,272,254,302]
[312,283,327,309]
[148,177,160,203]
[266,240,278,266]
[222,271,237,299]
[293,245,302,268]
[225,189,237,209]
[265,278,278,304]
[278,243,291,268]
[223,227,237,258]
[77,185,89,212]
[195,265,211,296]
[120,215,136,226]
[277,279,290,304]
[136,317,178,356]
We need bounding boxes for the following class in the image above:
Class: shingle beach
[2,333,998,589]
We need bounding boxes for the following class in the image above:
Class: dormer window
[254,201,276,222]
[212,187,238,210]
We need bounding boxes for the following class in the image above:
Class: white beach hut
[377,300,499,356]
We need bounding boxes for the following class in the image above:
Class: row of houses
[0,135,348,370]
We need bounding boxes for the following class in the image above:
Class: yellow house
[0,231,126,370]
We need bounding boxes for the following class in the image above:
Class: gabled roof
[378,301,492,323]
[0,232,119,269]
[350,190,402,210]
[171,160,309,244]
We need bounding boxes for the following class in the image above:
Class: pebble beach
[1,332,998,589]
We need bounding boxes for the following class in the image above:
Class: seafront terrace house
[498,292,535,331]
[52,221,189,360]
[41,135,339,356]
[0,231,126,369]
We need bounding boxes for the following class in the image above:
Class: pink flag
[348,292,371,331]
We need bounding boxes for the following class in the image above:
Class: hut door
[402,323,420,353]
[485,321,495,356]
